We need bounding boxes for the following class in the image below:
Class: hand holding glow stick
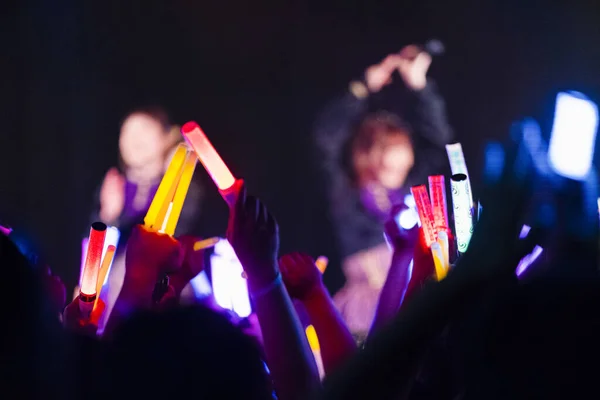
[451,174,474,253]
[80,222,107,316]
[410,185,437,247]
[182,121,237,206]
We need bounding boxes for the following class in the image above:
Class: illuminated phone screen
[548,91,598,180]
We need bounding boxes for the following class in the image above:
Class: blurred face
[355,132,414,190]
[375,134,414,189]
[119,113,168,169]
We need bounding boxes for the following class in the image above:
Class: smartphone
[548,91,598,180]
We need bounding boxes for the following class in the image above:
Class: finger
[244,196,260,224]
[234,180,247,219]
[267,211,278,237]
[258,202,269,226]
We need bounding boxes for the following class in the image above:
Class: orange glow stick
[193,237,220,251]
[144,145,187,232]
[437,231,450,272]
[315,256,328,274]
[428,175,449,234]
[80,222,107,315]
[95,245,116,299]
[430,243,447,280]
[163,151,198,236]
[305,324,325,379]
[410,185,437,247]
[182,121,237,203]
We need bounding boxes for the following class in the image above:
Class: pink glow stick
[410,185,437,247]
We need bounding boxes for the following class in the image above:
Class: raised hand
[124,225,184,293]
[456,122,537,283]
[63,297,105,337]
[364,54,402,93]
[384,205,420,254]
[226,180,280,291]
[168,235,206,296]
[279,252,325,301]
[397,45,432,91]
[99,167,126,224]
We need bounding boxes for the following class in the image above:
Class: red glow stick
[428,175,449,234]
[79,222,107,315]
[182,121,237,204]
[410,185,437,247]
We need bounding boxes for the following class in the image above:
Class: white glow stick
[548,91,598,180]
[210,239,251,318]
[446,143,474,206]
[451,174,474,253]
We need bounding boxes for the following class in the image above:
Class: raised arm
[227,181,321,400]
[280,252,357,375]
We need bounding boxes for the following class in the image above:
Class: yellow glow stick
[305,324,325,379]
[193,237,220,251]
[164,151,198,236]
[437,231,450,272]
[315,256,328,274]
[431,243,447,281]
[95,245,116,298]
[144,144,187,231]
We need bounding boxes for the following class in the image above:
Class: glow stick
[477,201,483,221]
[80,222,107,316]
[0,225,11,236]
[210,239,251,318]
[95,245,116,298]
[164,151,198,236]
[430,242,447,280]
[428,175,449,234]
[182,121,237,205]
[315,256,328,274]
[515,224,544,277]
[410,185,437,247]
[437,231,450,271]
[446,143,474,206]
[451,174,474,253]
[305,324,325,379]
[80,226,120,287]
[144,144,187,232]
[189,271,213,298]
[516,246,544,276]
[193,237,220,251]
[548,91,598,180]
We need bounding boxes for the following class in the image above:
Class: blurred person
[314,45,454,337]
[87,107,204,322]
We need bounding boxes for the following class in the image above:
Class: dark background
[1,0,599,292]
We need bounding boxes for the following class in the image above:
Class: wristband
[249,273,283,299]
